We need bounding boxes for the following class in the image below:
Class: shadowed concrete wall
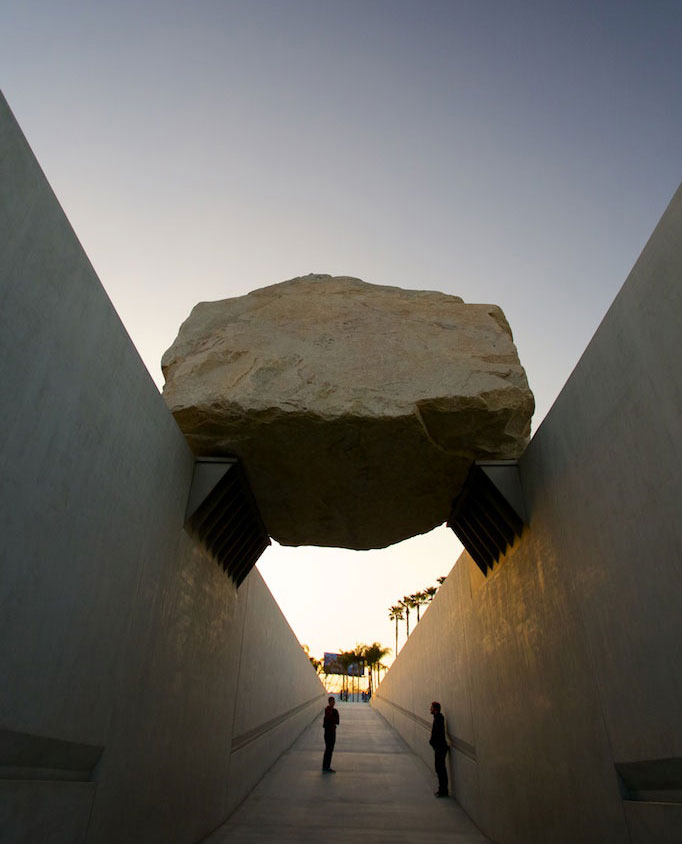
[222,568,327,818]
[0,91,324,844]
[375,184,682,844]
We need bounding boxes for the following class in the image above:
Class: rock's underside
[162,274,534,550]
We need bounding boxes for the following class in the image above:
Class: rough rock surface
[162,274,534,550]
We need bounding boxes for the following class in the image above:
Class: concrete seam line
[374,694,477,762]
[230,693,326,752]
[228,578,251,750]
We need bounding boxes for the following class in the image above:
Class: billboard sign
[323,653,343,674]
[323,652,364,676]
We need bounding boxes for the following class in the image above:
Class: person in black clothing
[429,701,449,797]
[322,696,340,773]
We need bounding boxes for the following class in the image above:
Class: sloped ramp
[202,701,489,843]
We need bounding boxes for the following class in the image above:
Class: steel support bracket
[447,459,527,576]
[185,456,270,587]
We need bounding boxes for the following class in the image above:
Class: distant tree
[363,642,391,695]
[376,662,389,684]
[302,644,323,675]
[411,591,428,622]
[353,646,368,699]
[334,651,348,696]
[436,575,447,585]
[337,649,363,697]
[351,644,369,697]
[376,646,390,690]
[424,585,438,602]
[388,604,404,655]
[400,596,414,638]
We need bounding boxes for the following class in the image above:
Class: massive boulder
[162,274,534,550]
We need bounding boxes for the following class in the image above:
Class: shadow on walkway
[203,702,490,843]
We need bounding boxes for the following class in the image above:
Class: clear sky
[2,1,680,663]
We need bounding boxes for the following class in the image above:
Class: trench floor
[202,701,490,843]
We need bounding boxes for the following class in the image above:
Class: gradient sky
[2,1,680,662]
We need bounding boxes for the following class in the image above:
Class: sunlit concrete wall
[0,91,324,844]
[375,184,682,844]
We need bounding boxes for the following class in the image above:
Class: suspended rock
[162,274,534,550]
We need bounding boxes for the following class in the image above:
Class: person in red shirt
[322,696,340,772]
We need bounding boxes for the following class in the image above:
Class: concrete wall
[224,568,327,816]
[375,184,682,844]
[0,91,324,844]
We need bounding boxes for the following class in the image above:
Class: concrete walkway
[203,702,490,843]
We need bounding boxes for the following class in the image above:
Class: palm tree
[354,643,367,693]
[336,650,353,697]
[302,643,322,674]
[377,661,389,684]
[425,585,438,602]
[400,596,414,638]
[375,646,390,690]
[352,645,367,700]
[337,648,365,700]
[363,642,391,695]
[436,575,447,585]
[388,604,404,655]
[411,590,428,622]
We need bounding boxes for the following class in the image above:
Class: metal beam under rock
[448,460,527,576]
[184,457,270,587]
